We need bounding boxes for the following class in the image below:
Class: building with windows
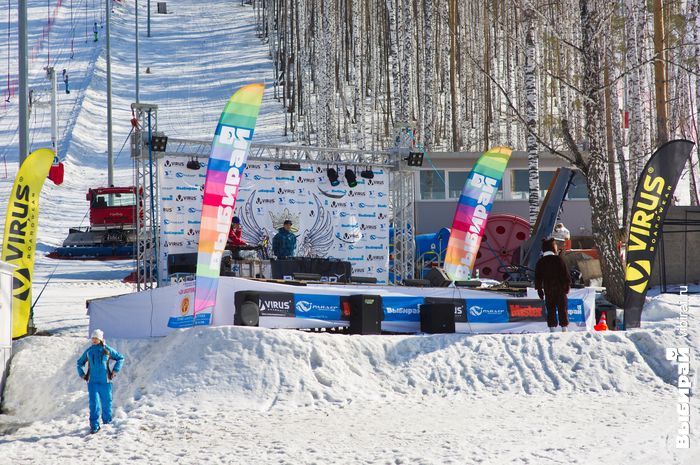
[415,150,593,238]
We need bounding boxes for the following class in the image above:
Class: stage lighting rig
[360,167,374,179]
[344,168,358,188]
[405,151,424,167]
[327,167,340,186]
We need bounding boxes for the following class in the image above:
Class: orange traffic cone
[594,312,608,331]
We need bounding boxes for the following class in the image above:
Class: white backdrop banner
[158,157,390,283]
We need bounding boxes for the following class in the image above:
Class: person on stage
[272,219,297,259]
[535,238,570,332]
[227,216,247,248]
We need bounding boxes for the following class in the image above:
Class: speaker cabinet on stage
[419,303,456,334]
[346,295,383,335]
[234,291,260,327]
[426,267,452,287]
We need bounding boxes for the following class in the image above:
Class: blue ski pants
[88,382,112,430]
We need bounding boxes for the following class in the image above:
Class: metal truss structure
[130,103,161,290]
[131,119,417,286]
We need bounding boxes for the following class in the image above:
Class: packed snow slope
[1,294,699,464]
[0,1,699,464]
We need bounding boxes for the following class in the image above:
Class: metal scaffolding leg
[131,103,160,290]
[390,169,416,283]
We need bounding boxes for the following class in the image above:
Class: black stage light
[327,167,340,186]
[151,135,168,152]
[406,151,424,167]
[360,168,374,179]
[344,168,357,188]
[279,162,302,171]
[187,158,201,170]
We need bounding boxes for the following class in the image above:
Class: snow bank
[2,325,675,425]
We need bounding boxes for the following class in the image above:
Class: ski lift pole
[106,0,114,186]
[19,0,29,164]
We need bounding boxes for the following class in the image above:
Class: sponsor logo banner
[258,292,295,317]
[624,140,694,328]
[507,299,546,322]
[167,312,211,329]
[294,294,341,320]
[382,296,424,322]
[465,299,509,323]
[567,298,585,324]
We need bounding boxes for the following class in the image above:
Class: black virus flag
[624,140,695,328]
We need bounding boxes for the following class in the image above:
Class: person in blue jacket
[77,329,125,434]
[272,219,297,259]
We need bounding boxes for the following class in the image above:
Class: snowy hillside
[0,1,699,464]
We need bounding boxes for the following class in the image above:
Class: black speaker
[454,280,482,288]
[347,294,383,335]
[350,276,378,284]
[402,278,431,287]
[167,252,197,275]
[420,303,456,334]
[234,291,260,326]
[426,268,452,287]
[292,272,322,281]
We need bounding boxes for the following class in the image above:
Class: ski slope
[0,1,699,464]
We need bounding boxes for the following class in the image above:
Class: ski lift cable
[30,258,63,314]
[6,0,11,102]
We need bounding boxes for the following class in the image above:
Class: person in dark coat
[535,238,570,332]
[272,219,296,259]
[77,329,125,434]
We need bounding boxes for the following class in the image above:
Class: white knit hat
[91,329,104,342]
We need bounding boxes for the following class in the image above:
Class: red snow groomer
[50,186,139,259]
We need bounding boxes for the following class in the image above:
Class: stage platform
[88,277,596,338]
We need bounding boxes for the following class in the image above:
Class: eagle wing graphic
[300,194,335,257]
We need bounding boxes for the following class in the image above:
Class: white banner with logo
[158,157,390,283]
[158,158,207,284]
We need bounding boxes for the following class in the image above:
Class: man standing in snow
[535,238,570,332]
[77,329,125,434]
[62,69,70,94]
[93,21,99,42]
[272,219,296,259]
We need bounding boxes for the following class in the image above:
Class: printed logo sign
[294,294,341,320]
[466,299,509,323]
[424,297,467,323]
[258,293,295,317]
[567,298,586,324]
[382,296,424,322]
[507,299,546,322]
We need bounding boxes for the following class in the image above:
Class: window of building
[419,170,446,200]
[448,171,470,198]
[567,171,589,199]
[511,170,556,200]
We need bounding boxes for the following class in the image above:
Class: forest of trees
[251,0,700,306]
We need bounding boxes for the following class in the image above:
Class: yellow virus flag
[2,148,54,338]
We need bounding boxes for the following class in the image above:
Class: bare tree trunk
[524,6,539,227]
[625,0,644,214]
[576,0,625,307]
[652,0,669,145]
[423,0,435,148]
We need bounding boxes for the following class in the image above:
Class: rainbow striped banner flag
[194,84,264,316]
[444,146,512,281]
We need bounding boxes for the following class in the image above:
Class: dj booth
[271,257,352,282]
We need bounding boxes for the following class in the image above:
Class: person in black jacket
[535,238,570,332]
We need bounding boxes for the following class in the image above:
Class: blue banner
[382,296,424,322]
[465,299,509,323]
[567,298,585,324]
[294,294,341,320]
[168,313,212,329]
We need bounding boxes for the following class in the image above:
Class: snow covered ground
[0,1,699,464]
